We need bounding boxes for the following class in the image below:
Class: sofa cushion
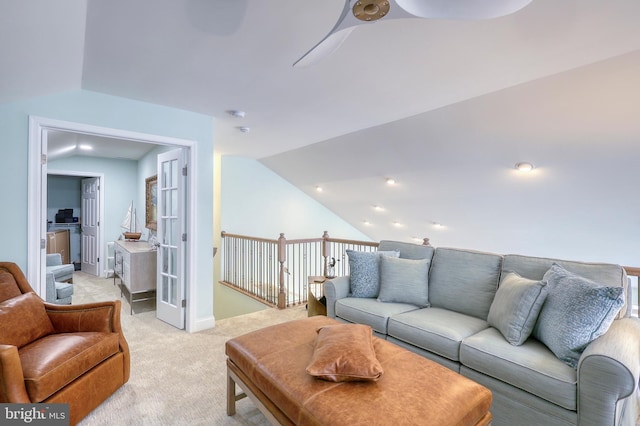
[0,292,55,348]
[487,272,548,345]
[306,323,383,382]
[346,250,399,298]
[388,307,488,362]
[532,263,625,368]
[502,254,627,319]
[378,256,430,308]
[19,332,120,402]
[378,240,435,260]
[428,248,502,320]
[461,327,577,411]
[0,270,22,303]
[335,297,418,335]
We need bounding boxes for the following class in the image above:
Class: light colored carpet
[72,271,307,425]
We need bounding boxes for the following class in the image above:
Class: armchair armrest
[324,276,350,318]
[46,253,62,267]
[45,300,130,382]
[0,344,30,403]
[577,318,640,426]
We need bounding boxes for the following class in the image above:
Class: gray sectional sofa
[324,241,640,426]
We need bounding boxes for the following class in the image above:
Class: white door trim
[28,115,200,332]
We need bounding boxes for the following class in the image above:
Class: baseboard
[189,315,215,333]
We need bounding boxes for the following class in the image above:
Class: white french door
[156,149,186,329]
[81,177,100,276]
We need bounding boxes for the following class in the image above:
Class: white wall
[215,155,371,319]
[221,156,371,241]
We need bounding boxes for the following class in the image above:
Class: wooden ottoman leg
[227,367,236,416]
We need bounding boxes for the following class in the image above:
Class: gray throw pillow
[532,263,625,368]
[347,250,399,298]
[487,271,548,346]
[377,256,430,307]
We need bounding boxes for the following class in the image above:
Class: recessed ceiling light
[78,144,92,151]
[392,221,403,227]
[372,205,384,211]
[515,162,534,172]
[238,126,250,133]
[363,220,372,226]
[315,186,323,192]
[228,110,246,118]
[386,178,396,185]
[432,222,445,229]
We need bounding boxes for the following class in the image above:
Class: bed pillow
[306,323,383,382]
[532,263,625,368]
[487,271,548,345]
[378,256,430,307]
[347,250,399,298]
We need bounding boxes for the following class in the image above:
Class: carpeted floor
[72,271,307,425]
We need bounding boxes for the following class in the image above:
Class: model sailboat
[121,201,142,240]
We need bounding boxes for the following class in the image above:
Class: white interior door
[156,149,186,329]
[81,177,100,276]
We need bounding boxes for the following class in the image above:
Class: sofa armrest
[577,318,640,426]
[46,253,62,267]
[45,272,56,303]
[324,276,350,318]
[0,344,30,403]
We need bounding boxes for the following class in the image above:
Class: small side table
[307,276,326,317]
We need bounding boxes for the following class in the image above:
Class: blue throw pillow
[532,263,625,368]
[487,271,548,345]
[347,250,399,298]
[378,256,430,307]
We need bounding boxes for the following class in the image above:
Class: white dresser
[114,240,156,314]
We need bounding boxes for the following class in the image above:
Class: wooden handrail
[624,266,640,277]
[220,231,278,244]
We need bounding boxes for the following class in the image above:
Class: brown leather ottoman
[226,316,492,426]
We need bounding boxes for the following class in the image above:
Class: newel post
[277,233,287,309]
[321,231,330,277]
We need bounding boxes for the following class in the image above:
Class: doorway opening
[47,172,104,277]
[28,116,198,330]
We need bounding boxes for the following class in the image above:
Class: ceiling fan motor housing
[353,0,390,21]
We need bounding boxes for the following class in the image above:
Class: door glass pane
[171,188,178,216]
[170,247,177,275]
[170,276,177,305]
[171,159,178,187]
[162,275,169,303]
[162,247,168,273]
[171,218,178,246]
[162,161,170,187]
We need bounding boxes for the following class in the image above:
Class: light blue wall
[0,90,214,327]
[221,156,371,241]
[49,156,139,245]
[47,175,83,224]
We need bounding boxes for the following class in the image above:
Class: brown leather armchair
[0,262,130,425]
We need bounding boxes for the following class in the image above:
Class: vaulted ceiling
[2,0,640,264]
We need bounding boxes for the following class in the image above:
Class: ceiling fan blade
[293,27,355,68]
[293,0,534,67]
[395,0,534,20]
[293,1,356,67]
